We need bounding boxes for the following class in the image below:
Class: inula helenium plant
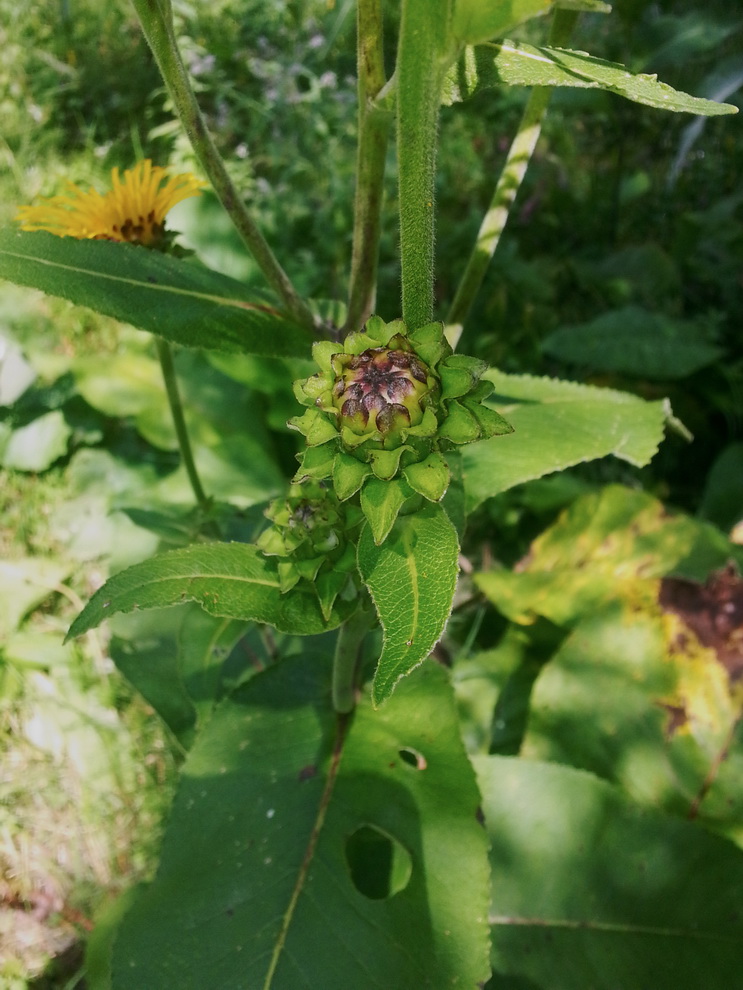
[0,0,740,986]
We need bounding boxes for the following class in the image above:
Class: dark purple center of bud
[331,346,432,435]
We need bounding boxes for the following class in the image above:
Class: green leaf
[451,0,552,48]
[476,756,743,988]
[109,604,250,746]
[111,657,491,989]
[0,229,313,358]
[1,410,72,471]
[520,604,743,829]
[66,543,352,641]
[360,476,414,545]
[474,487,743,835]
[462,371,669,512]
[542,306,724,380]
[74,344,285,506]
[475,485,741,627]
[700,442,743,532]
[358,504,460,706]
[443,40,739,114]
[0,557,73,638]
[402,452,451,502]
[109,608,198,747]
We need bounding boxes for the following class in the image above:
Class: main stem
[155,337,210,513]
[332,606,371,714]
[445,9,579,348]
[132,0,318,334]
[344,0,391,333]
[397,0,450,329]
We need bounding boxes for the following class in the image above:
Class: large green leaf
[66,543,352,640]
[358,504,460,707]
[476,756,743,989]
[462,372,669,511]
[542,306,724,380]
[475,485,739,626]
[0,229,314,358]
[521,604,743,836]
[111,657,491,989]
[475,487,743,839]
[108,604,250,747]
[443,40,739,114]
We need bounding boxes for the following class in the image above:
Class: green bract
[257,481,363,620]
[289,316,513,528]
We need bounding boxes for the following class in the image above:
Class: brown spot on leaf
[298,764,318,782]
[659,564,743,681]
[656,701,690,738]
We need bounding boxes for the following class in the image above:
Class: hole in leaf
[399,747,427,770]
[345,825,412,900]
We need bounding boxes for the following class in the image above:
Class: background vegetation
[1,0,741,985]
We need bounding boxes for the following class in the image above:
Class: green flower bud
[289,316,513,541]
[257,481,362,618]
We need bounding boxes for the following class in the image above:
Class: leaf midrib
[0,244,280,315]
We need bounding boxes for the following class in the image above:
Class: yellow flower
[15,160,206,247]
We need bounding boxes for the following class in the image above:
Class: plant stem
[445,9,579,348]
[131,0,318,334]
[155,337,210,513]
[397,0,450,329]
[332,605,371,714]
[344,0,392,333]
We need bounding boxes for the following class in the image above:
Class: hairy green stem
[445,9,579,348]
[155,337,210,513]
[344,0,392,333]
[332,606,372,714]
[397,0,451,329]
[132,0,317,334]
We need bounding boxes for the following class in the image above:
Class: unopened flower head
[290,316,514,518]
[330,336,433,439]
[257,481,363,619]
[15,160,205,248]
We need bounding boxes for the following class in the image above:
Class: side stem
[332,605,372,714]
[445,9,579,348]
[344,0,392,333]
[155,337,210,513]
[131,0,318,334]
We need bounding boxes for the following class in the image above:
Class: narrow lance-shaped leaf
[112,657,492,989]
[358,503,460,706]
[0,229,314,358]
[66,542,352,640]
[443,40,739,114]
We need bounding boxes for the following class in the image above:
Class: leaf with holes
[476,756,743,988]
[0,229,313,357]
[111,657,491,989]
[358,504,460,707]
[66,542,352,640]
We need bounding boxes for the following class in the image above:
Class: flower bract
[15,160,205,248]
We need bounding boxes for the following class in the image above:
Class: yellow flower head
[15,160,206,248]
